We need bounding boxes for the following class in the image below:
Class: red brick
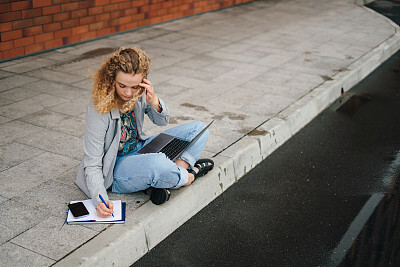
[3,47,25,60]
[52,0,70,4]
[117,1,131,9]
[42,5,61,15]
[131,13,145,21]
[96,26,112,37]
[79,1,90,9]
[124,21,139,30]
[1,29,22,41]
[35,32,54,43]
[54,28,72,38]
[44,38,63,49]
[71,24,88,35]
[21,8,42,19]
[103,3,118,12]
[110,10,124,19]
[0,40,13,51]
[14,36,34,48]
[125,8,139,16]
[96,12,110,21]
[0,3,12,13]
[0,52,3,61]
[53,12,71,22]
[43,22,61,32]
[22,25,42,36]
[79,31,96,41]
[62,18,79,29]
[139,5,150,13]
[118,16,131,24]
[25,42,45,54]
[89,21,104,31]
[88,6,103,15]
[61,2,80,12]
[149,3,162,11]
[12,18,33,29]
[137,19,150,27]
[63,35,80,45]
[94,0,110,6]
[0,22,12,32]
[79,15,96,25]
[11,1,31,11]
[149,16,163,25]
[32,0,52,8]
[132,0,148,7]
[110,0,126,3]
[71,9,88,19]
[0,11,22,22]
[33,15,52,25]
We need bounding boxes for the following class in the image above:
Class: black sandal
[188,159,214,180]
[150,188,171,205]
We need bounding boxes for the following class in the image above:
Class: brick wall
[0,0,253,61]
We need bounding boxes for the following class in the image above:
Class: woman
[75,47,214,217]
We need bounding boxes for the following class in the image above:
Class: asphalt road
[134,3,400,266]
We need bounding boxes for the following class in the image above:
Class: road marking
[328,150,400,266]
[328,192,384,266]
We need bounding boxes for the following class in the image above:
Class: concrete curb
[55,16,400,267]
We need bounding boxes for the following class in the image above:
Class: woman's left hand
[140,78,160,111]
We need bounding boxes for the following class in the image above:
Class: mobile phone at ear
[68,202,89,218]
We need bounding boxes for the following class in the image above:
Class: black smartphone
[68,202,89,218]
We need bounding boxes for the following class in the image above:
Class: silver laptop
[138,120,214,161]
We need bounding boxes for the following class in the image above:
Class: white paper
[67,199,123,224]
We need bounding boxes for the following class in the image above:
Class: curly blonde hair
[92,47,151,114]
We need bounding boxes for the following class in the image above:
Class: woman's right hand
[96,201,114,218]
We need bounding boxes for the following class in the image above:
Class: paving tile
[0,199,45,237]
[0,224,14,245]
[0,195,7,204]
[46,95,90,117]
[1,58,55,73]
[0,70,13,79]
[72,78,92,91]
[11,216,98,261]
[0,152,79,198]
[0,93,68,119]
[0,142,45,172]
[53,166,79,187]
[0,75,38,92]
[159,65,218,81]
[0,242,54,266]
[0,86,42,101]
[18,128,82,160]
[0,121,42,146]
[13,180,87,218]
[21,80,89,100]
[0,97,13,107]
[0,115,12,125]
[18,109,85,137]
[24,68,85,84]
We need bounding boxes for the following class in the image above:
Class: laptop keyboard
[160,138,190,160]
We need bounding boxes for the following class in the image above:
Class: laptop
[138,120,214,161]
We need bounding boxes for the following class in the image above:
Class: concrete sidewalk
[0,0,399,266]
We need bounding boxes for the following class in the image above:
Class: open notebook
[66,199,125,224]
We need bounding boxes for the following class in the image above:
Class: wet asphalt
[133,3,400,266]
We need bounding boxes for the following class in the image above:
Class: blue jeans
[112,121,209,193]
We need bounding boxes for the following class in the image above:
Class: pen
[99,194,114,217]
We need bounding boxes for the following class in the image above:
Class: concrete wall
[0,0,253,61]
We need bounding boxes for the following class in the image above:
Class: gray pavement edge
[54,6,400,267]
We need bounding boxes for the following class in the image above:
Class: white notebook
[66,199,125,224]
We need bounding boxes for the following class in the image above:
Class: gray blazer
[75,95,169,205]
